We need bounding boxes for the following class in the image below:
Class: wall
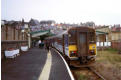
[111,41,121,50]
[1,24,28,60]
[111,32,121,41]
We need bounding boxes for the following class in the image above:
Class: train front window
[68,30,76,45]
[89,32,96,43]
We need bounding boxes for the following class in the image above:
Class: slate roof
[29,19,40,26]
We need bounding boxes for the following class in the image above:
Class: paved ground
[1,47,72,80]
[49,49,71,80]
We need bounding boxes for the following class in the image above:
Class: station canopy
[96,31,108,35]
[30,30,54,37]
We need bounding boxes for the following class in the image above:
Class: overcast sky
[1,0,121,25]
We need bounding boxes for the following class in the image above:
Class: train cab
[52,27,97,66]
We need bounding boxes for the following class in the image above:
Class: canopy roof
[96,31,108,35]
[30,30,54,37]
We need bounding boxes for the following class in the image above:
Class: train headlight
[70,51,77,57]
[72,51,76,53]
[89,50,95,55]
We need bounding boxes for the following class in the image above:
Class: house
[96,25,121,50]
[95,26,111,41]
[40,20,55,27]
[111,26,121,50]
[29,18,41,31]
[111,26,121,41]
[80,21,95,28]
[40,20,56,30]
[96,31,108,42]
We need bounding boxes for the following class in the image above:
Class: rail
[87,67,106,80]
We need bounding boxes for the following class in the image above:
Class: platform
[1,47,74,80]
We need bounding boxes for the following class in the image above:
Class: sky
[1,0,121,25]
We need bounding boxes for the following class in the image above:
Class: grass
[75,72,88,80]
[75,48,121,80]
[94,48,121,80]
[97,48,121,67]
[97,48,120,59]
[78,74,88,80]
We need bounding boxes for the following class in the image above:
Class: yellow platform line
[38,50,52,80]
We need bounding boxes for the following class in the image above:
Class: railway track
[71,66,106,80]
[87,67,106,80]
[52,47,106,80]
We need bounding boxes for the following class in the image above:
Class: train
[47,27,97,67]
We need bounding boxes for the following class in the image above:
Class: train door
[77,32,88,57]
[63,34,69,56]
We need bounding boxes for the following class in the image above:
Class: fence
[96,42,111,47]
[111,41,121,50]
[97,41,121,51]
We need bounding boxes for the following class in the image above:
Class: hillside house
[29,19,41,31]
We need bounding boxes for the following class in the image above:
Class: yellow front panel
[68,45,77,57]
[68,44,97,56]
[89,44,96,49]
[89,44,97,55]
[69,45,77,51]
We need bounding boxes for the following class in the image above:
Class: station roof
[96,31,108,35]
[30,30,54,37]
